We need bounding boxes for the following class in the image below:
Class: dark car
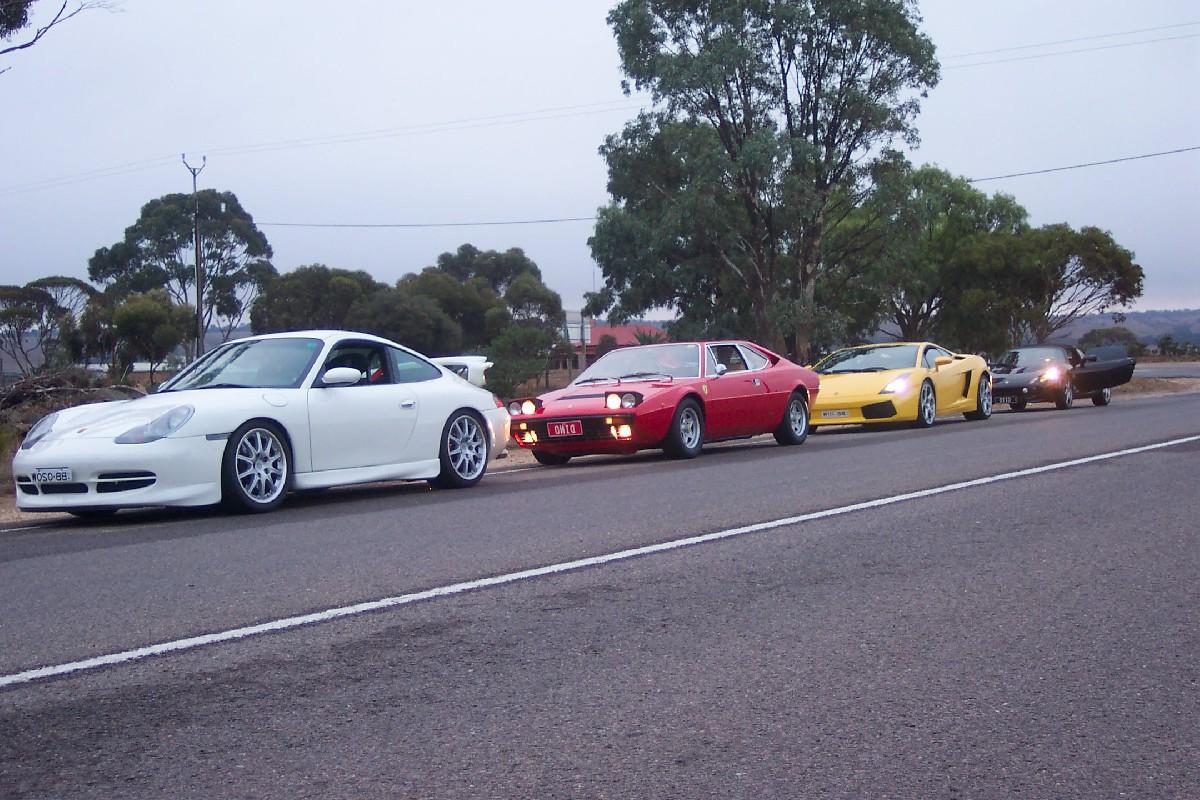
[991,344,1135,410]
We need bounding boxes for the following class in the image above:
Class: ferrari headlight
[880,374,910,394]
[521,399,536,415]
[607,392,642,409]
[20,412,59,450]
[507,401,522,416]
[114,405,195,444]
[605,393,622,410]
[507,399,538,416]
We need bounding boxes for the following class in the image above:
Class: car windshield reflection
[814,345,920,374]
[574,343,700,382]
[159,337,324,392]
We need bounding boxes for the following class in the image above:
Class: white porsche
[12,331,511,517]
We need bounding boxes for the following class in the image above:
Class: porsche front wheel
[222,421,291,513]
[914,381,936,428]
[663,399,704,459]
[964,375,993,421]
[773,392,809,445]
[430,410,489,489]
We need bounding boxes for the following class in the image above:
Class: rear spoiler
[433,356,493,387]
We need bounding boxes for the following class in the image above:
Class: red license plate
[546,420,583,438]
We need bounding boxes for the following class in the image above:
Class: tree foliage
[1078,326,1144,357]
[250,264,383,333]
[89,189,276,343]
[1,1,115,75]
[588,0,939,359]
[111,290,193,383]
[0,285,58,375]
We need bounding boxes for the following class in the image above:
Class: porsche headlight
[20,412,59,450]
[880,374,910,394]
[114,405,195,444]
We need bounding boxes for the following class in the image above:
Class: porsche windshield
[160,338,324,391]
[575,343,700,382]
[996,347,1068,369]
[814,345,920,374]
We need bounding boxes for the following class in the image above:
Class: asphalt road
[2,391,1198,798]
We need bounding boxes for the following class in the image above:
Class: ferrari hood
[535,379,675,412]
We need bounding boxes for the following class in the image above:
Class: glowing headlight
[20,412,59,450]
[880,374,910,394]
[605,393,622,410]
[1040,367,1061,382]
[114,405,195,444]
[521,399,536,415]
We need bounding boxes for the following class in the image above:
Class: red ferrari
[507,341,820,465]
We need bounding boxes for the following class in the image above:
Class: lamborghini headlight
[20,412,59,450]
[114,405,195,444]
[880,374,911,394]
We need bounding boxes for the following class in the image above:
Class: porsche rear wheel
[430,410,489,489]
[222,421,291,513]
[964,374,993,421]
[1092,387,1112,406]
[914,381,936,428]
[1055,382,1074,410]
[532,450,571,466]
[663,399,704,459]
[773,392,809,446]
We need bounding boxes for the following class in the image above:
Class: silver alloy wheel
[920,383,936,425]
[447,414,487,481]
[788,397,808,437]
[978,378,993,417]
[235,427,287,504]
[1063,383,1073,406]
[1100,387,1111,403]
[679,406,702,450]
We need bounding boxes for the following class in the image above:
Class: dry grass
[1115,377,1200,396]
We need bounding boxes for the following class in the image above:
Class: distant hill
[1053,309,1200,346]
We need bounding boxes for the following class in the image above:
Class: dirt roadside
[3,379,1197,526]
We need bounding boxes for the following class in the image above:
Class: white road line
[2,434,1197,689]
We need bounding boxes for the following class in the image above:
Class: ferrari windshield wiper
[574,376,618,385]
[618,371,673,381]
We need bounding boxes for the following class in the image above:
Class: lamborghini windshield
[814,345,920,374]
[574,344,700,382]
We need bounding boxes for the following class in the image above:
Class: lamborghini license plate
[820,410,850,419]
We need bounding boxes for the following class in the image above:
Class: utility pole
[182,154,206,359]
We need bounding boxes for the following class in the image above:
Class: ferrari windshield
[996,347,1068,368]
[160,337,324,391]
[814,345,920,374]
[574,343,700,382]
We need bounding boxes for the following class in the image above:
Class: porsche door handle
[399,400,416,409]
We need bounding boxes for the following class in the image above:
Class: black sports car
[990,344,1135,410]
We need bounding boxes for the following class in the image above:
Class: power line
[942,20,1200,59]
[944,33,1199,69]
[256,147,1200,228]
[968,146,1200,182]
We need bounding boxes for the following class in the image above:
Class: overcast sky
[2,0,1197,314]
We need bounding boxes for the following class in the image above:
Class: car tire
[1010,398,1027,411]
[773,392,809,446]
[913,381,936,428]
[964,374,993,421]
[532,450,571,466]
[430,410,489,489]
[222,421,291,513]
[1055,382,1074,410]
[662,398,704,459]
[1092,387,1112,406]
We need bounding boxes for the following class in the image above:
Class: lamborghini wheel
[914,381,936,428]
[964,374,992,421]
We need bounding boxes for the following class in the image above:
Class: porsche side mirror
[714,363,728,377]
[321,367,362,387]
[934,356,954,368]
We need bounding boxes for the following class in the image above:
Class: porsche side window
[389,348,441,383]
[739,346,769,371]
[325,345,389,386]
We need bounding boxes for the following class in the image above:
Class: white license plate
[821,410,850,418]
[33,467,73,483]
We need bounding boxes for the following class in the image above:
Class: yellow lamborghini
[810,342,992,428]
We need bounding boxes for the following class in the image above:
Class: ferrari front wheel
[774,392,809,445]
[532,450,571,466]
[964,375,993,421]
[1055,382,1074,410]
[913,381,936,428]
[663,398,704,459]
